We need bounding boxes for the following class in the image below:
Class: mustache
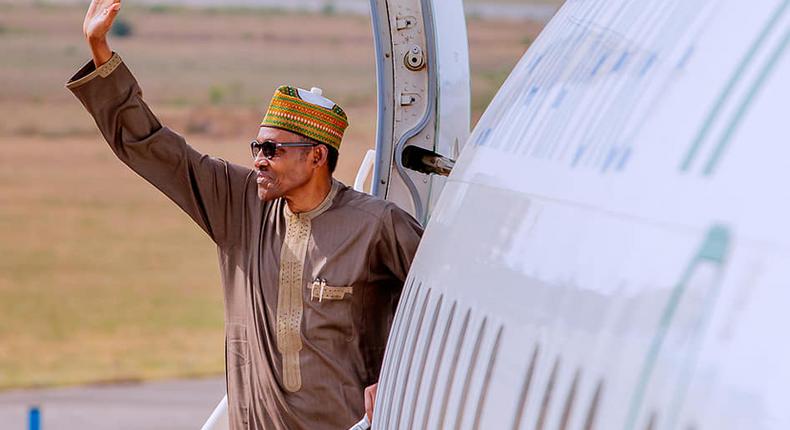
[256,170,276,186]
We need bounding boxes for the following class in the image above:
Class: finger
[89,0,113,18]
[85,0,103,26]
[103,2,121,23]
[86,0,101,16]
[102,2,119,14]
[364,388,373,420]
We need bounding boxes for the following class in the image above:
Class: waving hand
[82,0,122,66]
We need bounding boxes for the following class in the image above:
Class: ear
[313,144,329,169]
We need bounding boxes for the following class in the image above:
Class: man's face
[254,127,316,202]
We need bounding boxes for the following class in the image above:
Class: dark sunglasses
[250,140,318,159]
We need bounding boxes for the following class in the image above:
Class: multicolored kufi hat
[261,85,349,151]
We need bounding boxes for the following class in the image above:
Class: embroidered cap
[261,85,349,151]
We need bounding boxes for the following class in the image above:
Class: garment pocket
[226,323,250,425]
[308,278,353,302]
[305,279,355,342]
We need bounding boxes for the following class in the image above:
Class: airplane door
[368,0,470,224]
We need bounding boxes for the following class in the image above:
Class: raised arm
[69,0,254,247]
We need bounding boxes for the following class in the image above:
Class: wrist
[88,38,112,67]
[86,33,107,45]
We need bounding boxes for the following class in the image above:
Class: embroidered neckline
[283,179,341,220]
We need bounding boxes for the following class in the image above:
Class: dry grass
[0,3,542,389]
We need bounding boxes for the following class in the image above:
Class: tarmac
[0,377,227,430]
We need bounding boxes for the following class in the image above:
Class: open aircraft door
[366,0,470,224]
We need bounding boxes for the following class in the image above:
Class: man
[68,1,423,428]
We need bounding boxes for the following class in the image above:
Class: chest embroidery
[272,180,341,393]
[276,212,311,392]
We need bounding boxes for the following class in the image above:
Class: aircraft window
[390,285,431,428]
[451,317,489,429]
[558,369,581,430]
[511,343,540,430]
[403,294,444,429]
[419,301,458,430]
[535,356,560,430]
[582,379,604,430]
[472,325,504,430]
[436,309,472,428]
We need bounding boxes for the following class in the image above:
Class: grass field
[0,3,545,389]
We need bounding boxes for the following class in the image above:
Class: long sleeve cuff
[65,53,123,90]
[65,52,143,117]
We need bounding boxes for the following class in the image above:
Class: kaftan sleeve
[373,204,424,282]
[66,53,253,247]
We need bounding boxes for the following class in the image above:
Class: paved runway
[0,377,227,430]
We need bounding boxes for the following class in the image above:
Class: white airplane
[206,0,790,428]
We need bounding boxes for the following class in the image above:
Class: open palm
[83,0,121,41]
